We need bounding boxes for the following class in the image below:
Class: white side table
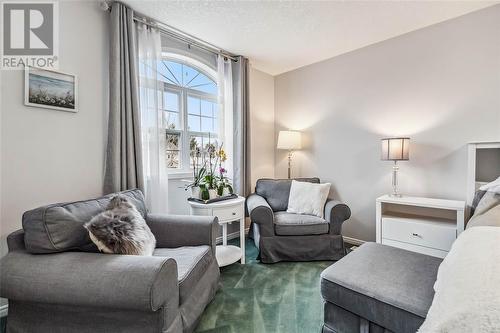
[188,196,246,266]
[376,195,465,258]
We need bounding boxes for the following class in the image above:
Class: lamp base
[391,161,402,197]
[287,150,292,179]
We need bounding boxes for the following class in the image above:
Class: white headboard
[467,141,500,217]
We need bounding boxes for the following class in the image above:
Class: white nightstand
[376,195,465,258]
[188,196,246,266]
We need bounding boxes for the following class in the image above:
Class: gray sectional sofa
[320,242,442,333]
[0,189,219,333]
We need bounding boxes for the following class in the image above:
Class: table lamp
[381,137,410,197]
[277,130,302,179]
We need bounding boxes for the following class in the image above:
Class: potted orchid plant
[186,134,233,201]
[216,147,233,197]
[186,137,205,199]
[203,141,219,199]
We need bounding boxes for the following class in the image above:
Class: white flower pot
[222,187,231,197]
[208,189,218,200]
[191,186,201,199]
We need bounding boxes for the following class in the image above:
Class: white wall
[0,1,108,256]
[274,5,500,241]
[249,66,275,190]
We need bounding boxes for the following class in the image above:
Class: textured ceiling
[123,1,497,75]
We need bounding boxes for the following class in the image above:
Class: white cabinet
[188,196,246,266]
[376,195,465,258]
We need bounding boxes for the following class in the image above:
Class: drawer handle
[411,233,422,238]
[232,212,236,216]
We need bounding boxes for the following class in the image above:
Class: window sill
[168,171,193,180]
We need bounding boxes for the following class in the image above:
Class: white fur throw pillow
[84,195,156,256]
[287,180,331,218]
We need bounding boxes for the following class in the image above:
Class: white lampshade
[381,137,410,161]
[277,130,302,150]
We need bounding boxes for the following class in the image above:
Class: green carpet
[195,238,333,333]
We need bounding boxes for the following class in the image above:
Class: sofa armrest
[7,229,25,251]
[0,251,178,312]
[147,214,218,253]
[246,194,275,237]
[324,199,351,235]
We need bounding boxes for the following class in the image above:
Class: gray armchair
[247,178,351,263]
[0,190,219,333]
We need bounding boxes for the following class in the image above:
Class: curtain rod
[101,1,239,61]
[132,15,238,62]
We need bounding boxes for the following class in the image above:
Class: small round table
[187,196,246,266]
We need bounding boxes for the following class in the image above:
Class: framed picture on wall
[24,66,78,112]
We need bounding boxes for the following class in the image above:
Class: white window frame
[160,54,220,175]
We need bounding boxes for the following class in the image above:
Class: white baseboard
[0,304,8,317]
[343,236,366,246]
[216,228,250,244]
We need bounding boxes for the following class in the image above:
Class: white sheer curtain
[217,55,234,183]
[137,23,168,214]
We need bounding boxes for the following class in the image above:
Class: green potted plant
[202,139,219,200]
[216,146,233,197]
[186,138,205,199]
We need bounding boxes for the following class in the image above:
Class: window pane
[164,61,182,85]
[163,111,179,129]
[188,96,200,115]
[189,135,203,169]
[164,91,179,111]
[166,132,181,169]
[188,115,200,132]
[214,117,219,133]
[188,72,217,94]
[201,117,213,132]
[166,151,180,169]
[213,103,218,118]
[201,100,213,117]
[166,132,180,150]
[183,65,198,87]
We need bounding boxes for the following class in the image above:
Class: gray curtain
[232,56,251,197]
[104,3,144,194]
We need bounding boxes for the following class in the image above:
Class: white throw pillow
[479,176,500,193]
[473,191,500,217]
[287,180,331,218]
[467,204,500,229]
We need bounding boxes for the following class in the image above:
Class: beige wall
[0,1,108,256]
[274,5,500,241]
[249,66,275,190]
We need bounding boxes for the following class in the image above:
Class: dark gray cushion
[274,212,329,236]
[255,178,320,212]
[22,189,147,254]
[154,245,214,304]
[323,302,392,333]
[321,243,442,333]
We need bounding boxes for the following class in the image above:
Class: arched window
[156,56,220,170]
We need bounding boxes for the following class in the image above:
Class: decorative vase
[208,189,218,200]
[200,187,209,200]
[191,186,201,199]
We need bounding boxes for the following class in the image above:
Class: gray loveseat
[247,178,351,263]
[321,243,442,333]
[0,189,219,333]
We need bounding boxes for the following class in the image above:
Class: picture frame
[24,66,78,112]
